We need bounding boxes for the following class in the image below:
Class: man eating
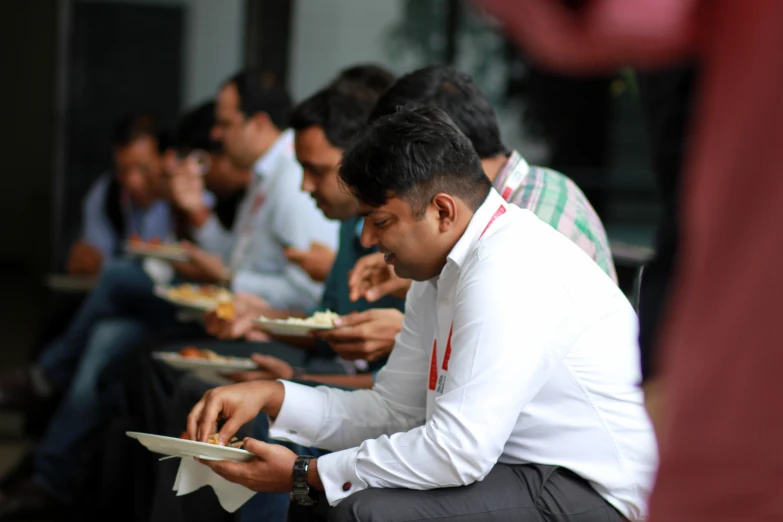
[186,107,656,522]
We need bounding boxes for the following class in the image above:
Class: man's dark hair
[174,101,220,153]
[340,107,491,218]
[289,87,371,149]
[332,64,396,96]
[370,65,506,159]
[112,112,169,153]
[225,69,292,129]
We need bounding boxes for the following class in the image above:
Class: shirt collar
[354,218,364,240]
[251,129,294,180]
[492,149,529,192]
[445,188,508,269]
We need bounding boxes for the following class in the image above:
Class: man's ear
[431,193,458,232]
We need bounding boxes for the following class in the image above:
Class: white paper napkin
[173,457,256,512]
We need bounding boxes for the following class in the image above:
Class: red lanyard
[428,204,505,391]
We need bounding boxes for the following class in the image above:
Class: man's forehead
[357,197,406,216]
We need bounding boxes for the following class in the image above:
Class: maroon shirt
[480,0,783,520]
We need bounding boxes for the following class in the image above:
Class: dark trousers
[290,464,627,522]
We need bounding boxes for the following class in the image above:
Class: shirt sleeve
[81,176,117,260]
[268,282,429,445]
[272,241,581,505]
[232,170,339,310]
[193,213,234,262]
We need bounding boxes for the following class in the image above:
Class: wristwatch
[291,456,317,506]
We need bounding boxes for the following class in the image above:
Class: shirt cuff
[268,380,326,447]
[317,447,368,505]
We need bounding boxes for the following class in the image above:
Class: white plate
[254,317,334,337]
[44,274,97,293]
[126,243,191,263]
[154,285,227,312]
[152,352,257,373]
[126,431,254,462]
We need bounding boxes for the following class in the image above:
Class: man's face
[204,152,250,196]
[358,197,446,281]
[295,126,355,220]
[114,135,164,207]
[212,83,255,168]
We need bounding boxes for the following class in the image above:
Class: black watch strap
[291,456,317,506]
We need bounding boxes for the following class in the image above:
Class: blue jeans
[38,259,182,390]
[33,259,202,500]
[34,318,152,499]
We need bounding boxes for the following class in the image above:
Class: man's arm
[304,247,582,505]
[81,175,116,261]
[267,283,430,450]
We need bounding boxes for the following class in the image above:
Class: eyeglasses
[176,149,211,176]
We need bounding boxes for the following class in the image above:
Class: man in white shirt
[186,108,657,522]
[168,68,339,310]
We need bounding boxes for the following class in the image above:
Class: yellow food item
[215,301,236,320]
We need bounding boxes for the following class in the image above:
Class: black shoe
[0,369,46,412]
[0,480,67,521]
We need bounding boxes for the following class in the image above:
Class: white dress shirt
[194,130,339,310]
[269,189,657,520]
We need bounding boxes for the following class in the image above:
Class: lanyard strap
[429,204,506,391]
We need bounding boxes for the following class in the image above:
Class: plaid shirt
[494,150,617,282]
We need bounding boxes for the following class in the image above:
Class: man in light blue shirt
[167,69,339,311]
[67,113,173,275]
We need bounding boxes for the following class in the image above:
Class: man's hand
[186,380,284,444]
[205,294,270,340]
[348,252,411,302]
[284,242,336,283]
[198,438,300,493]
[314,308,404,361]
[226,354,295,382]
[173,242,229,283]
[169,156,207,215]
[67,241,103,275]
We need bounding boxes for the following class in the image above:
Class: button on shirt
[495,150,617,282]
[269,189,657,520]
[81,173,173,261]
[193,130,339,311]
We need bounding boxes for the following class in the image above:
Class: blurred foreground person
[479,1,783,520]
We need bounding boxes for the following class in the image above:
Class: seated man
[67,112,172,276]
[228,64,621,387]
[168,68,339,310]
[32,113,174,372]
[187,108,657,522]
[350,64,617,308]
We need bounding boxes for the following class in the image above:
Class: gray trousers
[291,464,627,522]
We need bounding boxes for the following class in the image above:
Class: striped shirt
[494,150,617,282]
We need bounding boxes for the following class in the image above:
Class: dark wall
[58,2,184,265]
[0,0,59,274]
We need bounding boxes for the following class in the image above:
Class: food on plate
[126,236,184,253]
[166,284,232,308]
[178,346,229,361]
[180,431,244,448]
[261,309,339,327]
[215,301,236,321]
